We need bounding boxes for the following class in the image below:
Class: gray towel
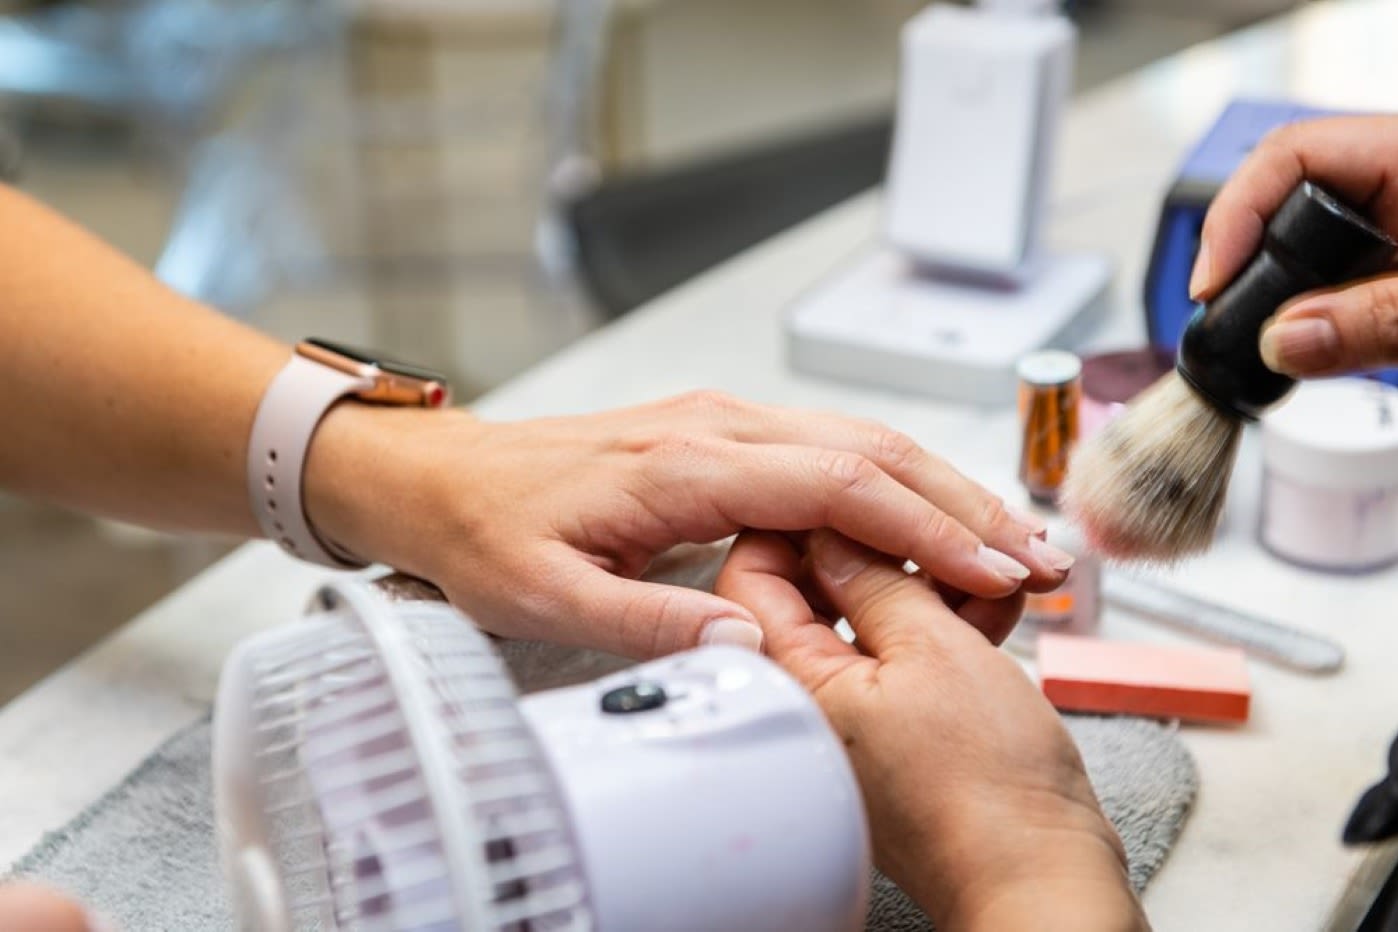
[10,712,1195,930]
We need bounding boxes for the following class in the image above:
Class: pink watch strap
[247,353,374,568]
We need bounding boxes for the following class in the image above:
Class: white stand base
[786,248,1112,404]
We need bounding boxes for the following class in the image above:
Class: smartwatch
[248,338,450,568]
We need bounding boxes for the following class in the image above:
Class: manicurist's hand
[715,529,1147,932]
[1190,115,1398,377]
[304,394,1074,658]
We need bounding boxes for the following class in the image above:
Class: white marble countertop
[5,1,1398,927]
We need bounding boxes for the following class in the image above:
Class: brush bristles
[1063,373,1242,562]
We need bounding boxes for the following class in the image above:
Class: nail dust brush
[1064,181,1398,561]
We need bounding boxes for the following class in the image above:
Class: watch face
[304,338,446,384]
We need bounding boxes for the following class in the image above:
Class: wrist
[301,401,481,571]
[897,790,1143,931]
[938,828,1145,932]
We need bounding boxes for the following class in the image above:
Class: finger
[807,530,983,659]
[928,564,1026,645]
[554,557,766,659]
[648,396,1062,586]
[0,884,97,932]
[720,407,1069,586]
[1193,116,1398,301]
[714,532,857,689]
[651,439,1033,599]
[1260,274,1398,376]
[954,591,1026,647]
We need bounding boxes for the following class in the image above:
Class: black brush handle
[1177,181,1398,421]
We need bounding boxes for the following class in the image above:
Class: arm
[1190,115,1398,377]
[0,183,284,534]
[2,182,1077,657]
[716,530,1148,930]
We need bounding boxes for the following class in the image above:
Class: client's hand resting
[716,530,1147,931]
[305,392,1073,659]
[1191,115,1398,377]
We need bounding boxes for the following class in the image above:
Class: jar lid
[1261,379,1398,489]
[1080,348,1174,405]
[1017,350,1081,387]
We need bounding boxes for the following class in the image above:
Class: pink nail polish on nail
[977,545,1030,581]
[1029,534,1076,571]
[700,618,764,652]
[815,541,872,585]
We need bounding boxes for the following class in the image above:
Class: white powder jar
[1260,379,1398,573]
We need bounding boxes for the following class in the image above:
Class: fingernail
[977,545,1030,581]
[85,910,118,932]
[1029,535,1075,571]
[1260,314,1340,374]
[700,617,764,652]
[813,537,873,585]
[1188,240,1212,300]
[1005,504,1048,537]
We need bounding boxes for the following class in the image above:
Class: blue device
[1143,98,1398,386]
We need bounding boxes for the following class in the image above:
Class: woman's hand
[1190,115,1398,377]
[715,529,1146,931]
[305,391,1074,658]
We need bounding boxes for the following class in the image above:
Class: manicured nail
[977,545,1030,581]
[814,537,873,585]
[700,618,764,652]
[1029,535,1076,571]
[1005,504,1048,537]
[85,910,118,932]
[1188,239,1212,300]
[1260,315,1340,374]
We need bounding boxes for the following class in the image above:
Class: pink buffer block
[1037,634,1251,724]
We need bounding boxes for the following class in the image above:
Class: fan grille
[241,593,592,931]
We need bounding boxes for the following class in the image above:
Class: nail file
[1038,633,1251,724]
[1102,572,1345,675]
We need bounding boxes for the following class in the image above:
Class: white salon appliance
[787,1,1111,403]
[213,580,870,931]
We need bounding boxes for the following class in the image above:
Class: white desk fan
[213,580,871,931]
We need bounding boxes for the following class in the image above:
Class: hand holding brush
[1065,116,1398,561]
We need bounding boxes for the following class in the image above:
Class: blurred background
[0,0,1304,703]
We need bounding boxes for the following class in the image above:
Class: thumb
[808,530,968,658]
[563,562,764,659]
[1260,274,1398,377]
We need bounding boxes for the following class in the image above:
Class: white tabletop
[5,1,1398,927]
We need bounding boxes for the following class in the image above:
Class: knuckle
[624,587,686,658]
[1365,282,1398,354]
[975,496,1014,534]
[911,506,956,546]
[675,388,741,416]
[1257,123,1299,155]
[817,451,879,493]
[857,570,916,617]
[871,428,922,472]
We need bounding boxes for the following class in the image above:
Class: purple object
[1177,99,1339,186]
